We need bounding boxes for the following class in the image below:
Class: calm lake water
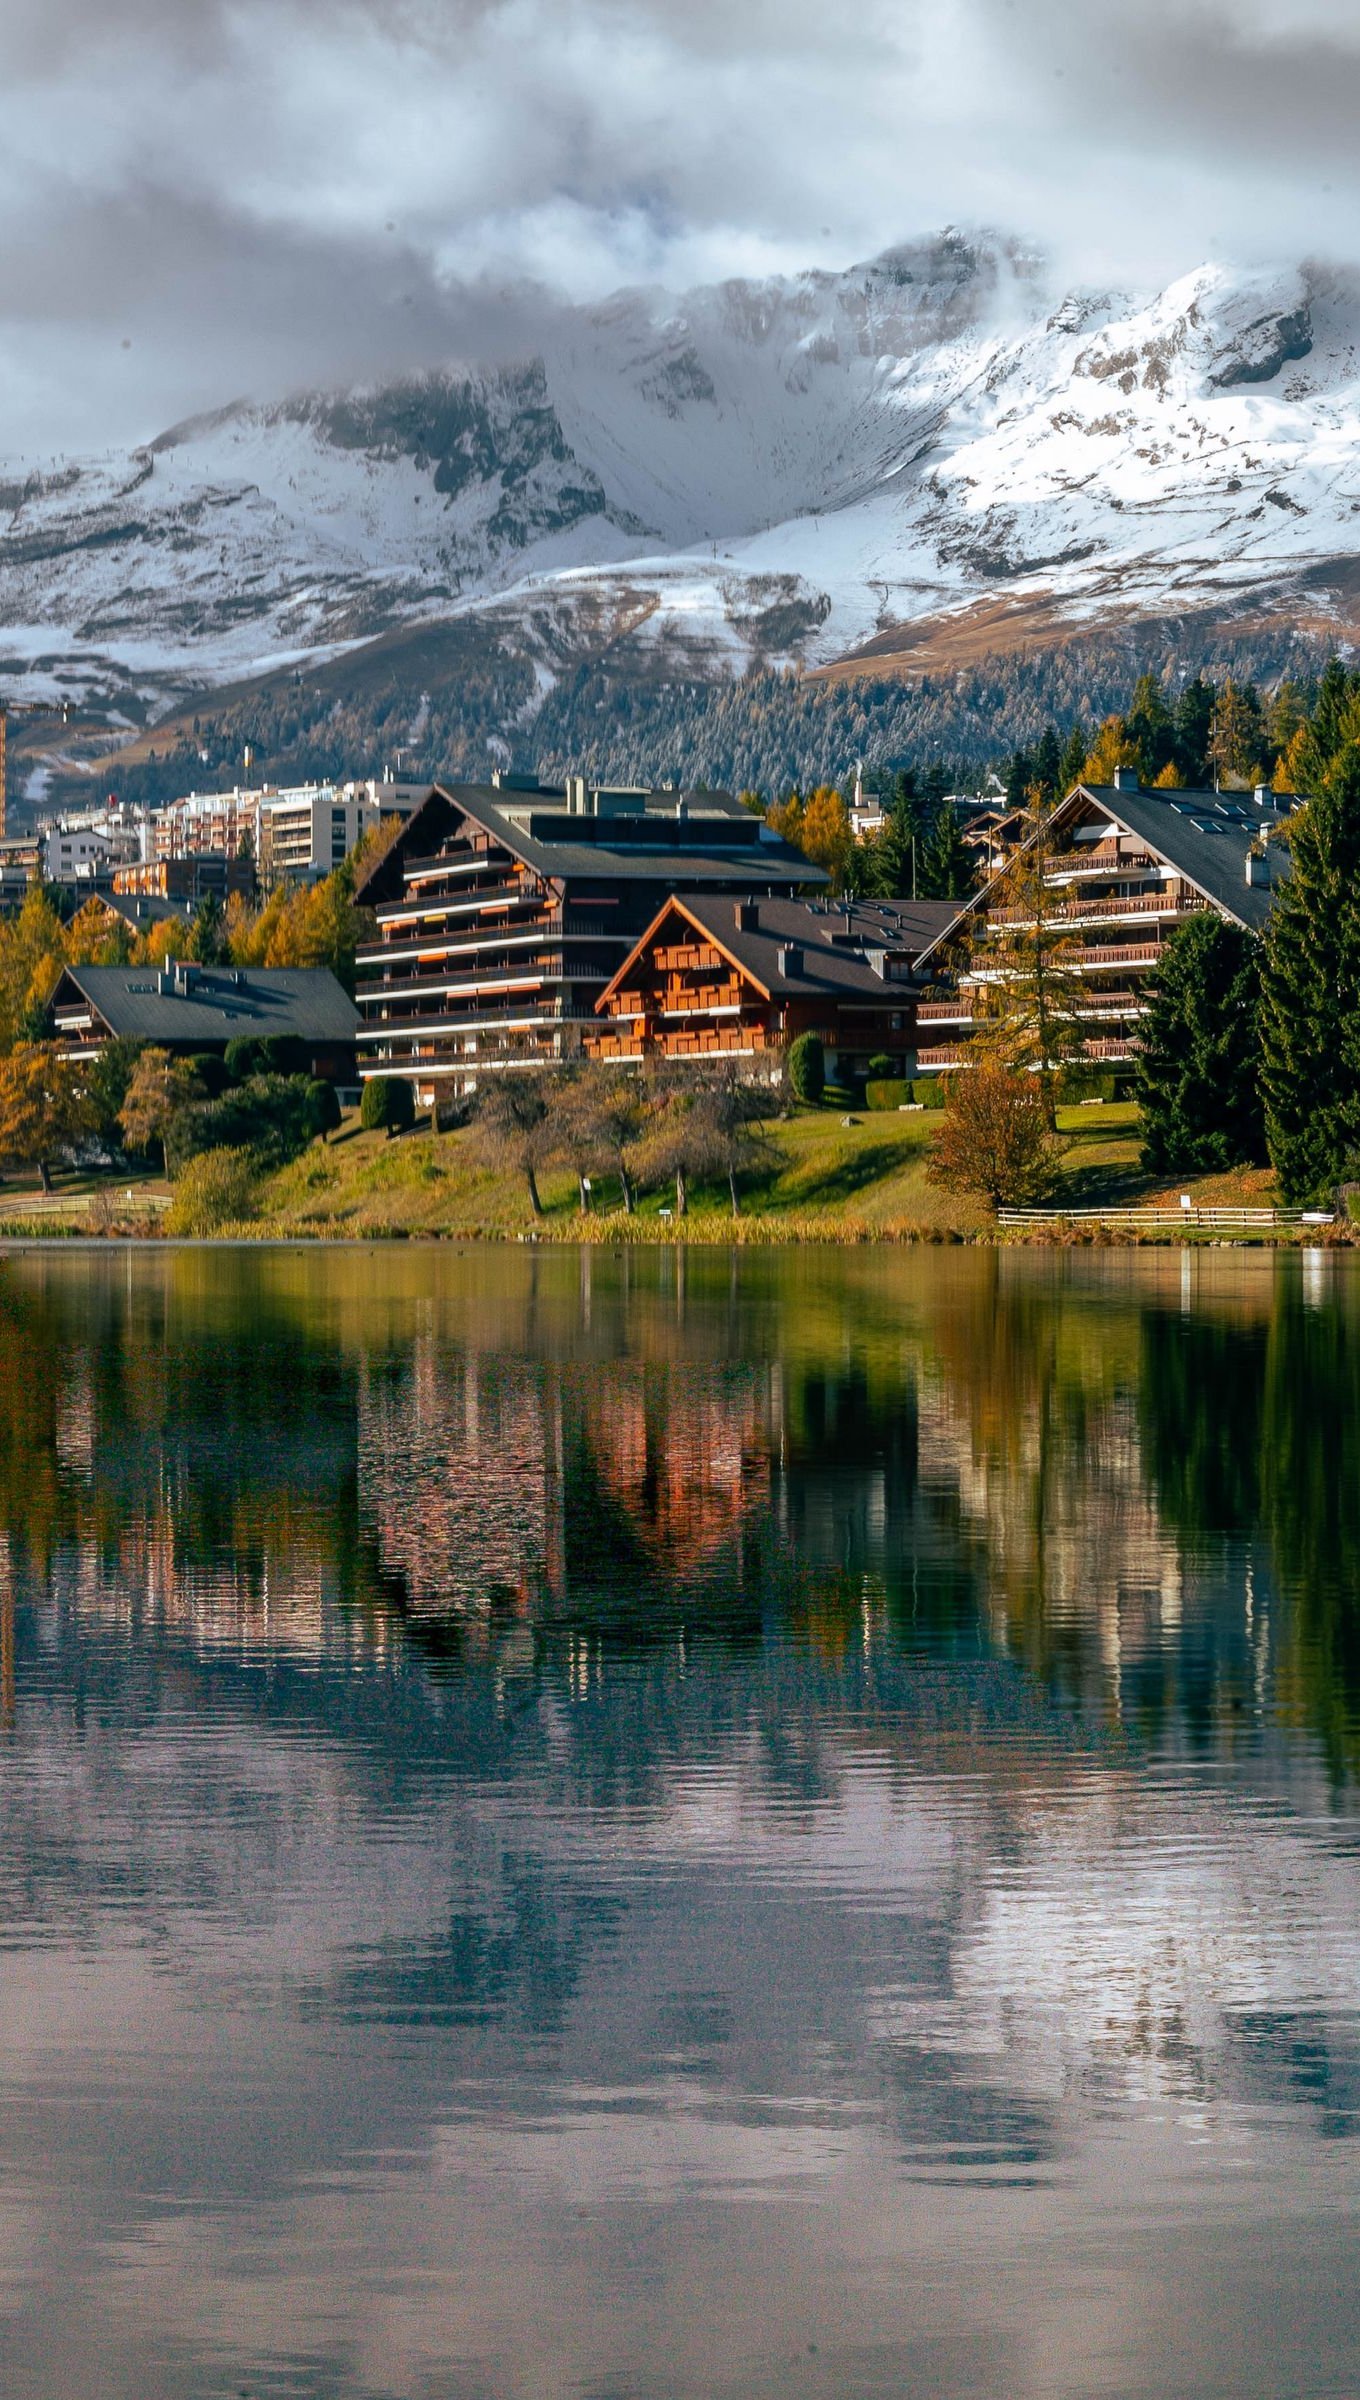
[2,1243,1360,2399]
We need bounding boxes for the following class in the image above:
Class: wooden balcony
[990,889,1202,929]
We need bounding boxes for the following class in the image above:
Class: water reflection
[0,1247,1358,2397]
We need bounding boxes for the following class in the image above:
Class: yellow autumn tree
[0,885,68,1053]
[1083,716,1140,784]
[0,1046,97,1191]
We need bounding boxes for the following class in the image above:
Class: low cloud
[3,0,1360,450]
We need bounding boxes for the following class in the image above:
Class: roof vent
[778,943,803,979]
[1112,766,1140,792]
[735,900,758,932]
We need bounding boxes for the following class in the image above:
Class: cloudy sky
[3,0,1356,454]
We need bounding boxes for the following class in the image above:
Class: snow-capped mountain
[3,232,1359,718]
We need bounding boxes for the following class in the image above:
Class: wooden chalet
[588,893,959,1079]
[917,770,1296,1073]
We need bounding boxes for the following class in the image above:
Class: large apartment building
[352,777,822,1095]
[916,770,1295,1072]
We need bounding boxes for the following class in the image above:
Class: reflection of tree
[6,1247,1360,1787]
[1138,1311,1265,1537]
[1261,1286,1360,1782]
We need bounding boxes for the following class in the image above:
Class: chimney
[1254,783,1273,807]
[1112,766,1140,792]
[1246,848,1271,888]
[778,943,803,979]
[735,900,758,932]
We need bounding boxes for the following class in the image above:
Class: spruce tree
[1259,744,1360,1202]
[1173,676,1216,786]
[1136,915,1264,1175]
[1058,723,1088,793]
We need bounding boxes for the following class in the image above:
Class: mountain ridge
[3,232,1359,795]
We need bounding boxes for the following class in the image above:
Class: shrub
[787,1033,825,1105]
[303,1079,342,1141]
[867,1053,897,1081]
[866,1079,914,1111]
[925,1062,1061,1210]
[911,1078,948,1108]
[164,1074,316,1178]
[360,1076,416,1137]
[223,1037,268,1084]
[260,1034,310,1078]
[165,1146,260,1235]
[187,1051,231,1098]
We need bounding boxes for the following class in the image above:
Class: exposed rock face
[2,245,1359,718]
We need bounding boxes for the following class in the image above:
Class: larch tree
[118,1048,207,1167]
[925,1062,1061,1211]
[967,794,1093,1124]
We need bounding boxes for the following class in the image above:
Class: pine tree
[1136,915,1265,1175]
[1259,744,1360,1202]
[1125,673,1176,782]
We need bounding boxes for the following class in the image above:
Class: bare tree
[641,1067,774,1218]
[476,1075,554,1216]
[554,1064,647,1213]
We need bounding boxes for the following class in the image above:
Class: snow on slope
[3,235,1360,713]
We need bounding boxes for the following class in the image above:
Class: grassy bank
[244,1099,1297,1243]
[0,1099,1327,1245]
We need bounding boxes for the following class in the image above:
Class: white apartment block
[155,780,425,885]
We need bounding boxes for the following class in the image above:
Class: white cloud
[2,0,1360,448]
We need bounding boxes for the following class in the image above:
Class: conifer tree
[1058,723,1088,793]
[1173,676,1216,785]
[968,793,1092,1123]
[1136,915,1264,1175]
[1259,744,1360,1202]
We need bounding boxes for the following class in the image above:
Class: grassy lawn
[245,1094,1220,1241]
[2,1097,1293,1243]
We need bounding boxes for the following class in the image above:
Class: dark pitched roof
[1069,782,1292,931]
[354,782,824,904]
[92,891,192,931]
[52,963,359,1045]
[603,892,960,1008]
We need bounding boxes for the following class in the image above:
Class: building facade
[589,894,958,1079]
[353,778,822,1097]
[915,771,1294,1073]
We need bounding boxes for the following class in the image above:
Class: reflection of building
[358,1351,565,1613]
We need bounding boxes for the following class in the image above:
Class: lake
[1,1242,1359,2399]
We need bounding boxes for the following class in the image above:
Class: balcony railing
[990,890,1202,928]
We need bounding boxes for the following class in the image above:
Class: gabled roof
[51,963,359,1045]
[354,782,823,905]
[598,892,960,1011]
[1064,781,1292,931]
